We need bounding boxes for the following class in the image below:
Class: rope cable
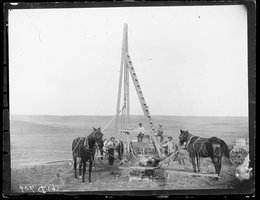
[102,105,125,133]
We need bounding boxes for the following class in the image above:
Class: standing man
[106,137,116,165]
[157,124,164,142]
[137,123,145,142]
[160,136,176,155]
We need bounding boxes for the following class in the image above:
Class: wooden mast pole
[124,24,130,128]
[115,24,127,134]
[116,24,161,158]
[124,24,130,154]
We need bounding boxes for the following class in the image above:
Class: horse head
[92,127,103,139]
[92,127,104,152]
[179,129,190,146]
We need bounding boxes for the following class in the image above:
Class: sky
[9,5,248,116]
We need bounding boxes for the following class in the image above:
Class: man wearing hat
[160,136,176,155]
[137,123,145,142]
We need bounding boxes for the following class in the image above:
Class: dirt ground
[11,155,246,194]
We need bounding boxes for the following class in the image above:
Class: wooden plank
[34,159,73,165]
[130,166,156,170]
[33,161,129,170]
[154,168,220,178]
[129,166,219,178]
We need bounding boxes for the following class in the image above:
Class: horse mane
[182,130,195,145]
[181,130,192,138]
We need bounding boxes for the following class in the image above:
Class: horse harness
[82,137,94,153]
[72,129,100,154]
[185,135,195,150]
[185,135,208,155]
[73,136,96,154]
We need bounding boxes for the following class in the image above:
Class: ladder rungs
[124,51,161,158]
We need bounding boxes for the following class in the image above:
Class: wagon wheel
[230,147,248,165]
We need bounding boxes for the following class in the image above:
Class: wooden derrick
[114,23,162,159]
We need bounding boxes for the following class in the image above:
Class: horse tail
[219,139,230,159]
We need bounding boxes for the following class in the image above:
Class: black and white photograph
[3,2,255,196]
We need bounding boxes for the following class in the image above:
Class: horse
[178,129,229,176]
[103,138,124,165]
[72,127,104,182]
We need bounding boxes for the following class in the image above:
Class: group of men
[105,122,179,157]
[137,123,177,155]
[137,123,163,142]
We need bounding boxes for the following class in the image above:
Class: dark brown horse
[72,127,103,182]
[179,129,229,176]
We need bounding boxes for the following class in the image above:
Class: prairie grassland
[10,115,250,193]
